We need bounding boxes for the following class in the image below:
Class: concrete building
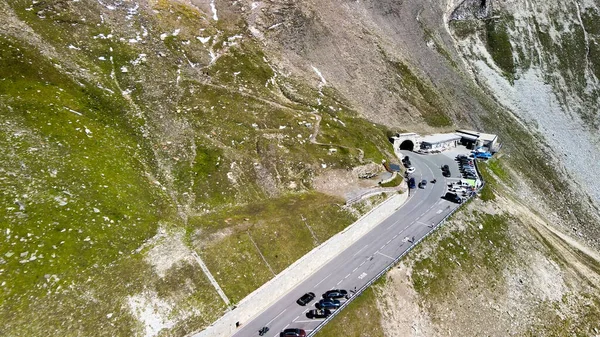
[456,130,499,150]
[391,133,421,152]
[419,133,462,153]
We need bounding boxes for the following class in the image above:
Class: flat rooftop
[421,133,461,145]
[456,129,497,142]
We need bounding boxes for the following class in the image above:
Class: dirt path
[308,111,365,163]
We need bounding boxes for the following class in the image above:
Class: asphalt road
[232,151,461,337]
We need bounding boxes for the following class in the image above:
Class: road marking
[436,209,443,214]
[336,279,343,286]
[358,272,367,279]
[283,324,289,330]
[380,244,386,250]
[359,261,366,267]
[352,267,358,273]
[295,320,321,323]
[352,244,369,257]
[344,273,351,279]
[386,239,392,245]
[417,221,429,226]
[314,273,331,288]
[376,251,395,260]
[266,309,287,326]
[393,234,399,239]
[293,315,300,322]
[387,220,400,229]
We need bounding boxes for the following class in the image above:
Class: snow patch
[196,36,211,44]
[210,0,218,21]
[311,66,327,85]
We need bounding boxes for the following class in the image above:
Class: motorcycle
[431,179,437,184]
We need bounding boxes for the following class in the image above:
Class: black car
[306,309,332,319]
[296,292,315,306]
[322,289,348,299]
[444,192,463,204]
[418,179,427,188]
[408,177,416,189]
[316,299,341,310]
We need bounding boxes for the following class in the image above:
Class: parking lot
[402,146,482,204]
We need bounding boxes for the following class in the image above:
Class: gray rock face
[450,0,492,21]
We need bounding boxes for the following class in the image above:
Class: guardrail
[307,157,486,337]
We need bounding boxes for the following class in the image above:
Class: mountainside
[0,0,599,336]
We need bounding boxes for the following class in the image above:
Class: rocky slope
[0,0,599,336]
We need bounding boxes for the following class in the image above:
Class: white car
[406,167,416,174]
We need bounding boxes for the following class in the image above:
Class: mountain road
[230,151,463,337]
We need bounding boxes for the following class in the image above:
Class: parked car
[316,299,341,310]
[418,179,427,188]
[406,167,416,174]
[473,152,492,159]
[280,328,306,337]
[322,289,348,299]
[296,292,315,306]
[408,177,416,189]
[444,192,463,204]
[442,169,451,177]
[306,309,332,319]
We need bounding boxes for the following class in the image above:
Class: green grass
[380,174,403,188]
[316,110,394,164]
[0,34,174,317]
[393,61,452,127]
[485,19,516,79]
[411,213,512,298]
[316,285,385,337]
[450,20,480,40]
[191,193,356,303]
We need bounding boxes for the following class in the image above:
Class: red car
[280,328,306,337]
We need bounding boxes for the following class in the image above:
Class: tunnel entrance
[399,140,414,151]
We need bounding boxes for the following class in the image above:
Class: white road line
[352,244,369,257]
[387,220,400,229]
[417,221,429,226]
[314,273,331,288]
[376,251,395,260]
[380,244,386,249]
[283,324,290,330]
[293,315,300,322]
[266,309,287,326]
[295,320,321,323]
[436,209,443,214]
[352,267,358,273]
[344,273,350,279]
[359,261,366,267]
[393,234,399,239]
[336,279,343,286]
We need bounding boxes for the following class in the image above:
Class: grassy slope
[317,285,385,337]
[0,0,398,335]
